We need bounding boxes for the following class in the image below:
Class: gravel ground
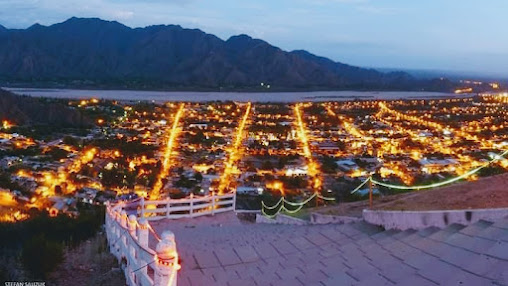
[315,173,508,215]
[47,231,125,286]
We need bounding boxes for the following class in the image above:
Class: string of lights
[283,193,319,207]
[261,197,284,210]
[261,179,373,217]
[264,147,508,217]
[370,149,508,190]
[349,178,372,194]
[281,204,305,214]
[317,194,337,201]
[261,193,324,217]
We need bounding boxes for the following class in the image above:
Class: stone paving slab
[321,272,357,286]
[252,242,279,259]
[146,213,508,285]
[289,236,315,250]
[215,248,242,266]
[442,270,496,286]
[305,232,332,246]
[270,240,297,255]
[486,240,508,260]
[193,250,221,268]
[491,219,508,230]
[417,259,464,284]
[295,268,328,284]
[394,274,437,286]
[234,245,259,263]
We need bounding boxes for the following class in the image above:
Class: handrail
[106,201,180,286]
[105,192,237,285]
[138,192,236,221]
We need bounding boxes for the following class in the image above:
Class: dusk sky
[1,0,506,77]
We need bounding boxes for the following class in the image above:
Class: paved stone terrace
[150,213,508,286]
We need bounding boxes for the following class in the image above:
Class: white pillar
[140,197,145,218]
[211,191,215,215]
[154,231,179,286]
[120,210,128,256]
[166,198,171,218]
[120,210,128,228]
[232,192,237,211]
[189,193,194,217]
[137,218,150,281]
[137,218,149,248]
[128,214,137,238]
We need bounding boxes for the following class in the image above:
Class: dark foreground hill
[0,88,90,127]
[0,17,455,91]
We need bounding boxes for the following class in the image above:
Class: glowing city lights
[151,103,185,199]
[218,102,251,194]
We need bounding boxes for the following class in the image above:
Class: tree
[63,135,80,147]
[194,172,203,182]
[45,147,69,161]
[21,234,63,279]
[261,160,274,170]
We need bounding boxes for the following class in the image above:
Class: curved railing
[105,192,236,285]
[106,200,180,286]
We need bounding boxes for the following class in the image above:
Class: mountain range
[0,17,456,91]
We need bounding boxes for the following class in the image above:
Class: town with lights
[1,89,508,285]
[2,93,508,220]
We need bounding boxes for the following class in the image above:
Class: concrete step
[491,217,508,230]
[427,223,465,242]
[396,227,438,244]
[477,224,508,242]
[349,220,385,236]
[370,229,400,241]
[444,232,497,254]
[391,229,417,240]
[416,226,441,238]
[459,219,493,236]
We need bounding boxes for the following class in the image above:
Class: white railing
[138,192,236,221]
[105,192,237,285]
[106,201,180,286]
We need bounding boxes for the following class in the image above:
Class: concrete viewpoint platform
[149,212,508,286]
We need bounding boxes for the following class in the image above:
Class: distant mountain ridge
[0,17,455,91]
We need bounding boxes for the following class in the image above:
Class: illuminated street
[151,103,186,199]
[218,102,251,194]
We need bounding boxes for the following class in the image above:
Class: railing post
[136,218,149,282]
[140,196,145,218]
[211,191,215,215]
[154,231,179,286]
[128,215,137,238]
[232,192,237,211]
[137,218,149,248]
[120,210,128,260]
[190,193,194,217]
[166,198,171,218]
[120,210,128,228]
